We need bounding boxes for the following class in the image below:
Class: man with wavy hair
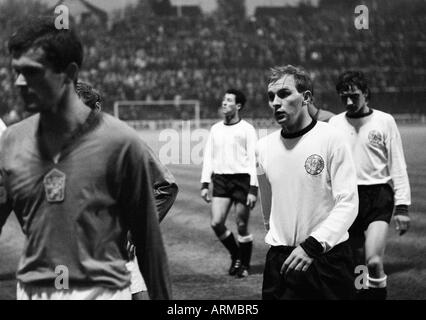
[329,70,411,300]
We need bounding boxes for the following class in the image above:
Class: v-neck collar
[36,110,102,163]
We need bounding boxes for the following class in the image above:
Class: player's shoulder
[313,120,347,143]
[239,119,255,128]
[328,111,347,124]
[257,129,281,148]
[1,113,39,140]
[314,119,336,130]
[98,113,151,150]
[317,109,336,122]
[101,113,138,136]
[210,120,224,130]
[372,109,395,122]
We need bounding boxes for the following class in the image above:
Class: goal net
[113,99,201,130]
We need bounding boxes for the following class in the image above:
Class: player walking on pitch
[329,70,411,300]
[200,89,258,278]
[0,17,171,300]
[257,65,358,299]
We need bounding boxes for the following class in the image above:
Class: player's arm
[255,145,271,231]
[118,139,172,300]
[200,129,213,203]
[246,126,258,209]
[144,143,178,222]
[386,117,411,235]
[309,141,358,251]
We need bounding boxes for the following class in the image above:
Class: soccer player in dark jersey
[329,71,411,300]
[0,17,171,300]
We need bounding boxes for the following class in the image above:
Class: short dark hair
[269,65,314,96]
[225,88,246,108]
[8,16,83,73]
[76,82,101,109]
[335,70,370,101]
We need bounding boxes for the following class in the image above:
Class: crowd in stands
[0,0,425,121]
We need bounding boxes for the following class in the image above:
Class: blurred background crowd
[0,0,425,122]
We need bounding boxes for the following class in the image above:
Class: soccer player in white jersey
[200,89,258,278]
[256,65,358,299]
[329,70,411,300]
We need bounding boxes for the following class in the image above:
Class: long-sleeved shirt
[145,146,178,221]
[0,112,171,299]
[201,119,258,190]
[256,120,358,250]
[329,109,411,206]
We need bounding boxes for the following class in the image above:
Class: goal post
[113,99,201,129]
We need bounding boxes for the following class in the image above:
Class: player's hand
[394,215,410,235]
[127,241,136,260]
[280,245,313,275]
[246,194,257,209]
[200,188,211,203]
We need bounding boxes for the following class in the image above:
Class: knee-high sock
[238,234,253,267]
[219,230,239,259]
[366,275,387,300]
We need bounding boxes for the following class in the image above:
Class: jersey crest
[44,168,66,203]
[368,130,383,147]
[305,154,325,175]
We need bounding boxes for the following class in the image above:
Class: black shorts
[349,184,394,239]
[212,173,250,205]
[262,241,356,300]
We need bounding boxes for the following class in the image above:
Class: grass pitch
[1,125,425,300]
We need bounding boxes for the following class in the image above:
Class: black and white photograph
[0,0,424,309]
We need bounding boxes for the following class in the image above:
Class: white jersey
[329,110,411,206]
[256,121,358,250]
[201,119,258,187]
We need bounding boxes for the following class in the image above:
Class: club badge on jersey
[305,154,325,176]
[44,168,66,203]
[368,130,383,147]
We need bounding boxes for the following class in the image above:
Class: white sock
[367,275,387,288]
[238,234,253,243]
[218,230,231,241]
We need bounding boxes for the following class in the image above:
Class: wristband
[300,236,324,259]
[201,182,209,190]
[394,204,408,216]
[249,185,258,197]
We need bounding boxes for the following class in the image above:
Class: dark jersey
[0,112,171,299]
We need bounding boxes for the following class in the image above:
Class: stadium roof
[49,0,108,23]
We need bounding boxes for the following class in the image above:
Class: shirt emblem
[368,130,383,147]
[305,154,325,175]
[44,168,66,203]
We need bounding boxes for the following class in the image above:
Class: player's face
[339,85,367,114]
[267,75,305,126]
[221,93,239,117]
[11,47,67,113]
